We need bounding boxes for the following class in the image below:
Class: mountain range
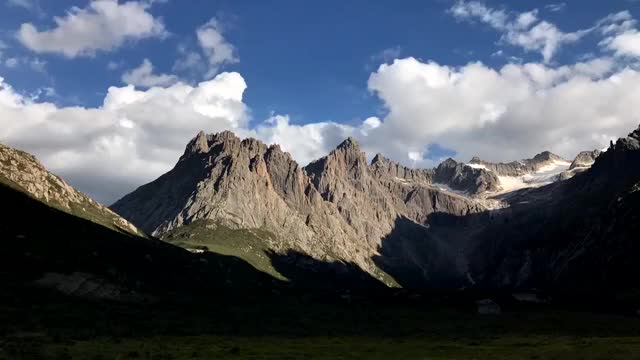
[1,124,639,297]
[106,124,640,291]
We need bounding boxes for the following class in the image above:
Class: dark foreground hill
[0,180,285,301]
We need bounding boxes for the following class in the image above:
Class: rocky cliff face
[112,132,492,284]
[433,158,501,194]
[555,150,602,180]
[369,153,433,183]
[569,150,601,170]
[0,143,141,236]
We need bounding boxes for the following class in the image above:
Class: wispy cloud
[121,59,178,88]
[544,3,566,13]
[173,17,239,80]
[598,11,640,58]
[450,1,590,62]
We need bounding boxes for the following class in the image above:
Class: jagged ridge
[111,131,491,285]
[111,125,640,289]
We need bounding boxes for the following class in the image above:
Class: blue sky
[1,0,640,203]
[2,0,637,124]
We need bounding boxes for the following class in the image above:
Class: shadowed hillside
[0,182,286,300]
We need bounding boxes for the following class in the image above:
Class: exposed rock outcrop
[0,143,142,236]
[34,272,148,302]
[369,153,433,184]
[434,158,501,194]
[569,150,601,170]
[556,149,602,180]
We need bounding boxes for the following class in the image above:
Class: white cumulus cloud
[0,72,248,203]
[17,0,166,57]
[605,30,640,57]
[1,53,639,203]
[363,57,637,166]
[254,114,356,166]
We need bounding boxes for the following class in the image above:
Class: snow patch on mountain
[468,159,572,194]
[522,160,572,184]
[466,163,488,170]
[499,160,571,192]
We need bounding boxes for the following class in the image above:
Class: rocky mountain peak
[182,130,275,163]
[336,137,361,152]
[439,158,459,168]
[532,151,562,162]
[616,125,640,151]
[569,150,601,170]
[268,143,283,154]
[370,153,389,166]
[213,130,239,141]
[589,123,640,181]
[433,157,500,194]
[184,130,210,155]
[369,153,434,184]
[305,137,368,181]
[204,130,243,152]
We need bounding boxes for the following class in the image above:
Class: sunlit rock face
[111,124,640,290]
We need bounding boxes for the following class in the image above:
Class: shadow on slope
[162,220,391,290]
[110,151,214,234]
[1,180,388,297]
[370,140,640,292]
[0,182,284,300]
[466,138,640,291]
[372,215,491,289]
[267,249,388,290]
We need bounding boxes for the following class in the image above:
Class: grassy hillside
[163,220,287,281]
[162,220,401,287]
